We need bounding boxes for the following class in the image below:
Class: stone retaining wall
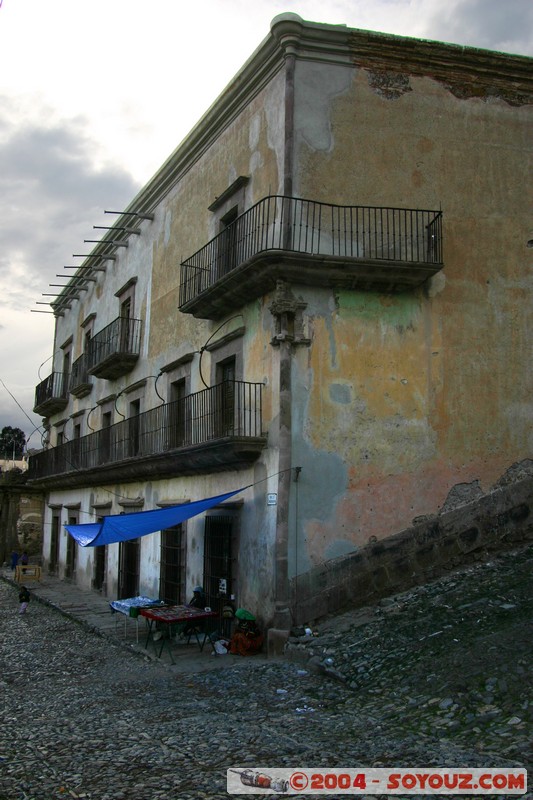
[291,467,533,625]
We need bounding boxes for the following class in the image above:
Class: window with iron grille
[160,524,186,605]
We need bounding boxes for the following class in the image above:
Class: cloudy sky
[0,0,531,445]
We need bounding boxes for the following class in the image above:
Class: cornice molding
[348,29,533,105]
[120,15,532,218]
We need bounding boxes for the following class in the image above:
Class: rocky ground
[0,544,532,800]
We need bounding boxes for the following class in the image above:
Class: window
[118,537,140,599]
[93,545,107,593]
[160,524,186,604]
[169,378,187,447]
[65,513,78,580]
[117,500,143,599]
[82,313,95,352]
[60,340,72,397]
[128,398,141,456]
[92,503,111,593]
[217,206,240,276]
[203,514,238,613]
[71,421,82,468]
[209,176,249,278]
[100,409,113,463]
[216,357,236,437]
[49,513,61,574]
[160,354,193,449]
[116,278,137,355]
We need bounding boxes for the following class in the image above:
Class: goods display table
[140,605,218,663]
[109,596,165,642]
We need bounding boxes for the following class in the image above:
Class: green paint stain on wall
[337,290,421,327]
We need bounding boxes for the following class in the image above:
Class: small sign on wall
[267,493,277,506]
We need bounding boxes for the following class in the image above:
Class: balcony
[179,196,443,319]
[33,372,69,416]
[87,316,142,380]
[28,380,266,489]
[69,352,93,398]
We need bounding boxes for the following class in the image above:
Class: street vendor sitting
[188,586,207,609]
[181,586,208,637]
[229,608,263,656]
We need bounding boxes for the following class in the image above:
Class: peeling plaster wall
[288,60,532,571]
[37,21,532,627]
[149,71,286,372]
[41,70,289,622]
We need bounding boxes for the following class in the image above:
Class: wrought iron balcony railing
[33,372,69,416]
[179,196,443,317]
[28,380,264,483]
[87,315,142,380]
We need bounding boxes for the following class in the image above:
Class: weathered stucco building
[29,14,532,629]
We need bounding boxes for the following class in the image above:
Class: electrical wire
[198,315,244,388]
[0,378,45,439]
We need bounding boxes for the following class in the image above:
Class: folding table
[109,596,165,643]
[140,605,219,663]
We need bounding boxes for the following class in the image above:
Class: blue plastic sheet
[65,487,247,547]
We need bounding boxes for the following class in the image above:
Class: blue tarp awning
[65,487,248,547]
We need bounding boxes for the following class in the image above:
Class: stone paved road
[1,545,532,800]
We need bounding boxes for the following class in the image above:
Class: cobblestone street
[1,545,532,800]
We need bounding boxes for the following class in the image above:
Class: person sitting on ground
[229,608,263,656]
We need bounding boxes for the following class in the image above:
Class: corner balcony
[179,196,443,319]
[27,380,265,489]
[87,316,142,380]
[33,372,69,416]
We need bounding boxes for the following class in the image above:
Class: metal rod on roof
[31,310,58,314]
[84,239,128,247]
[42,293,80,299]
[63,264,106,272]
[105,210,154,220]
[94,225,141,234]
[73,254,116,260]
[56,274,97,281]
[49,285,87,292]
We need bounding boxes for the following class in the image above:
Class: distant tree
[0,426,26,460]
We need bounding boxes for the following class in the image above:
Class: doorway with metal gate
[203,513,238,614]
[118,538,140,599]
[160,524,186,605]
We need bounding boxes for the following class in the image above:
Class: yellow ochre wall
[289,60,532,568]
